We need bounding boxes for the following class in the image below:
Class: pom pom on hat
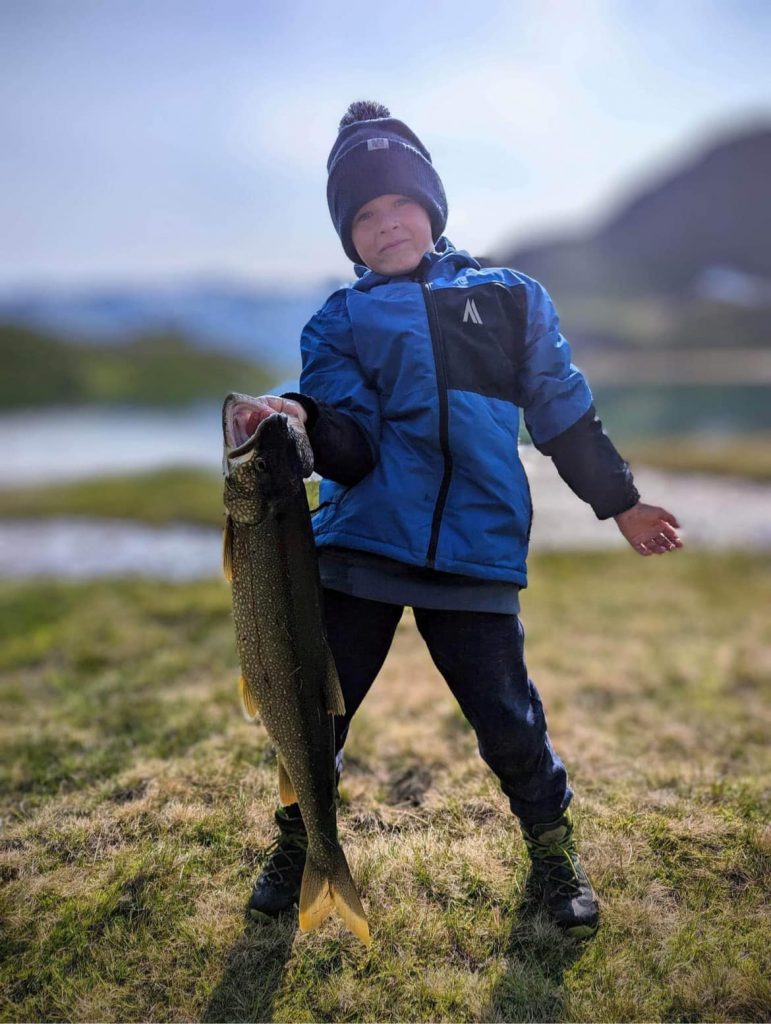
[338,100,391,130]
[327,101,448,264]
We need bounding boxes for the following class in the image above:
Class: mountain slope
[494,122,771,298]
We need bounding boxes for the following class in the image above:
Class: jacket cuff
[535,405,640,519]
[281,391,375,486]
[280,391,319,431]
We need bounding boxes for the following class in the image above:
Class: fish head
[222,393,312,519]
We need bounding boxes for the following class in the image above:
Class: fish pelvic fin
[222,514,234,582]
[323,654,346,716]
[239,674,260,722]
[299,846,370,947]
[277,756,298,806]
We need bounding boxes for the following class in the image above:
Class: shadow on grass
[483,893,591,1023]
[202,911,297,1023]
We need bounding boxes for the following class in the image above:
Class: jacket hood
[352,236,480,292]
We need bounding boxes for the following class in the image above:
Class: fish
[221,392,370,946]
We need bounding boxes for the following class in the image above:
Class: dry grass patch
[1,552,769,1021]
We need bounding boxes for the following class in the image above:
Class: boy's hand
[614,501,683,555]
[233,395,308,444]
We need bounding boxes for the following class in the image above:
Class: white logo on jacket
[462,298,483,324]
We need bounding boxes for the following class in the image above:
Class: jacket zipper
[421,282,453,567]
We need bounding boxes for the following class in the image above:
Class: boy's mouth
[380,238,410,253]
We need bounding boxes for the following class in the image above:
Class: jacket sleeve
[517,279,639,519]
[536,404,640,519]
[288,291,380,486]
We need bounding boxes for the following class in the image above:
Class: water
[593,384,771,440]
[0,402,223,485]
[0,518,221,580]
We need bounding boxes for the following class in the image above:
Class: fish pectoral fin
[277,756,298,806]
[323,655,346,716]
[299,848,371,947]
[239,674,260,722]
[223,514,234,582]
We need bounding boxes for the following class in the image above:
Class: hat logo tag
[367,138,389,150]
[462,298,483,325]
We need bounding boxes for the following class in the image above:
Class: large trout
[222,392,369,946]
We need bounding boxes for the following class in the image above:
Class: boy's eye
[355,211,372,224]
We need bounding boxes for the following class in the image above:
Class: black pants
[320,588,571,825]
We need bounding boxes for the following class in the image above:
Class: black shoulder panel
[431,282,527,403]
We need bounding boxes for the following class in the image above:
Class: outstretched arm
[517,278,683,557]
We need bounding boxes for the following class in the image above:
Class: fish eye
[254,456,267,472]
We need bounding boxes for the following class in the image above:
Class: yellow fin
[299,848,370,947]
[323,655,346,716]
[222,514,234,582]
[298,857,334,933]
[239,674,259,721]
[277,756,297,806]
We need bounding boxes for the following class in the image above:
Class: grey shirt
[318,545,521,614]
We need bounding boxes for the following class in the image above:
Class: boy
[241,101,682,937]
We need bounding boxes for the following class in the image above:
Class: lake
[0,402,224,485]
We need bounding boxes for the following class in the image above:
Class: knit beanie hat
[327,101,448,264]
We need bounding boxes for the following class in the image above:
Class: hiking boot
[248,804,307,919]
[521,809,599,938]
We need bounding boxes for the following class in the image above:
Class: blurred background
[1,0,770,576]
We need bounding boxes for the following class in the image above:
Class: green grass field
[0,470,321,526]
[1,551,769,1022]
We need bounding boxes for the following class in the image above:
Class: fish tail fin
[222,514,233,582]
[299,846,370,946]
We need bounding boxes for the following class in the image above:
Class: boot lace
[261,834,307,886]
[524,834,583,898]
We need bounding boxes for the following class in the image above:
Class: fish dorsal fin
[323,654,346,716]
[277,756,298,806]
[222,514,234,582]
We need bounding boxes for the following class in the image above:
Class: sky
[1,0,769,289]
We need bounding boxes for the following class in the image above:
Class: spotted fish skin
[222,395,369,945]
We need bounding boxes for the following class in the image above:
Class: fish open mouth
[222,393,284,455]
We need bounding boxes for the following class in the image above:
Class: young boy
[241,101,682,937]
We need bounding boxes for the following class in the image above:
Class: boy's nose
[378,214,400,232]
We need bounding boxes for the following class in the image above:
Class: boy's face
[351,194,434,275]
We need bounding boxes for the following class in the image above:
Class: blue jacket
[292,238,637,588]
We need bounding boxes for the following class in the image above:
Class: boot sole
[248,902,297,923]
[562,920,599,939]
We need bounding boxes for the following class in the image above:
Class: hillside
[493,122,771,302]
[0,323,273,409]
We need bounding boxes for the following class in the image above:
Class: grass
[0,322,273,408]
[1,551,769,1021]
[0,471,320,527]
[624,434,771,482]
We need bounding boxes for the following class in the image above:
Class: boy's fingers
[658,521,682,544]
[659,509,681,529]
